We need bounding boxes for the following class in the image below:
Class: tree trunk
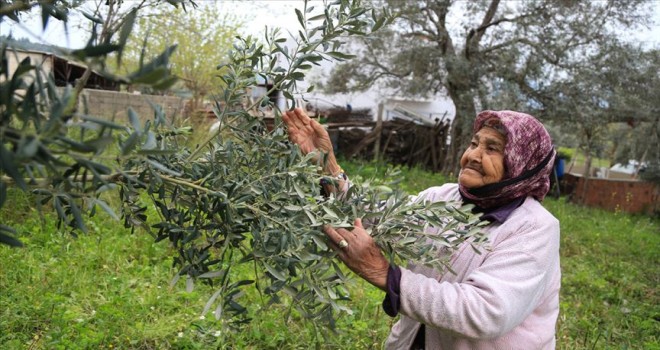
[443,81,478,175]
[580,139,592,205]
[373,102,384,162]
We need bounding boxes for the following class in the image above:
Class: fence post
[373,102,384,162]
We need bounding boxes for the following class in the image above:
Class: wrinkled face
[459,126,507,189]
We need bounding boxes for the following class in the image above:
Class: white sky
[0,0,305,49]
[1,0,658,49]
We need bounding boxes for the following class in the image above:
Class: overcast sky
[2,0,659,49]
[0,1,304,49]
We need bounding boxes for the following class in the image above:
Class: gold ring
[338,239,349,248]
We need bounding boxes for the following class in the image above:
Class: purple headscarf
[459,110,556,209]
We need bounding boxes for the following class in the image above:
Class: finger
[348,218,363,238]
[326,239,341,252]
[323,224,345,246]
[283,112,305,140]
[311,118,328,136]
[324,226,354,254]
[325,236,349,261]
[281,111,291,124]
[290,109,307,129]
[294,107,312,126]
[283,108,303,128]
[282,111,297,130]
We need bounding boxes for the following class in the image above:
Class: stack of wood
[335,117,451,172]
[325,107,372,124]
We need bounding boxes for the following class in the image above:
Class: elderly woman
[282,109,560,350]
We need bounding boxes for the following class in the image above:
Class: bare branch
[468,0,500,44]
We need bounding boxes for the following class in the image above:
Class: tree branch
[1,171,221,195]
[469,0,500,44]
[424,2,453,55]
[0,0,35,16]
[465,0,539,59]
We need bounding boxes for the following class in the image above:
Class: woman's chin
[459,175,482,189]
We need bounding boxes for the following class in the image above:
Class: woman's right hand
[282,107,341,175]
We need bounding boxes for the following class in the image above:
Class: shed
[3,47,118,90]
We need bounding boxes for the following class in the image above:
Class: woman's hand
[323,218,389,291]
[282,108,340,175]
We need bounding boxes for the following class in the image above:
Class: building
[2,46,118,90]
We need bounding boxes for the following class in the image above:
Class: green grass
[548,199,659,349]
[340,158,452,194]
[1,160,658,349]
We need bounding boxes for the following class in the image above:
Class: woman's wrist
[323,162,344,177]
[325,157,342,177]
[370,271,388,291]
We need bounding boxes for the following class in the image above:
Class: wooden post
[373,102,384,162]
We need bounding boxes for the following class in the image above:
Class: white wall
[305,89,455,125]
[1,49,52,84]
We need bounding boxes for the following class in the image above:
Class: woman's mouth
[462,166,483,175]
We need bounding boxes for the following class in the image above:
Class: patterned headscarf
[459,110,556,209]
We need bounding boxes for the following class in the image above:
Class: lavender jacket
[385,184,561,349]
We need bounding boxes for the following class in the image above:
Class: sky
[1,0,659,49]
[0,1,305,49]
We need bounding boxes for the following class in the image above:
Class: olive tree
[1,0,487,331]
[535,44,660,181]
[323,0,656,174]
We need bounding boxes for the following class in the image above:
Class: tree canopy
[324,0,657,173]
[119,3,243,109]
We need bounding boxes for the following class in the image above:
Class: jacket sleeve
[397,209,560,339]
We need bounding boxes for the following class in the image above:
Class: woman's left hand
[323,218,389,291]
[282,108,342,177]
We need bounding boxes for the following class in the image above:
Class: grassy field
[1,160,658,349]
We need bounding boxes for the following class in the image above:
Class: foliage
[0,0,193,247]
[0,184,393,350]
[119,3,243,108]
[555,148,572,162]
[117,112,487,328]
[340,158,453,194]
[608,119,660,184]
[536,45,660,177]
[2,166,658,349]
[322,0,657,174]
[0,0,487,332]
[111,2,487,327]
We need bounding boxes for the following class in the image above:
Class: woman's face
[459,126,507,189]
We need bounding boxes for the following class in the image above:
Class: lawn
[1,160,658,349]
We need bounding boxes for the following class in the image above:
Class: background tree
[605,48,659,183]
[534,44,660,181]
[324,0,656,174]
[119,4,243,110]
[68,0,196,105]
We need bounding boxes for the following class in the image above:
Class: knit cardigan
[385,184,561,350]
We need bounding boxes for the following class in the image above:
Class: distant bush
[556,147,573,162]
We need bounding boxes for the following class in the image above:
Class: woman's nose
[467,146,483,162]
